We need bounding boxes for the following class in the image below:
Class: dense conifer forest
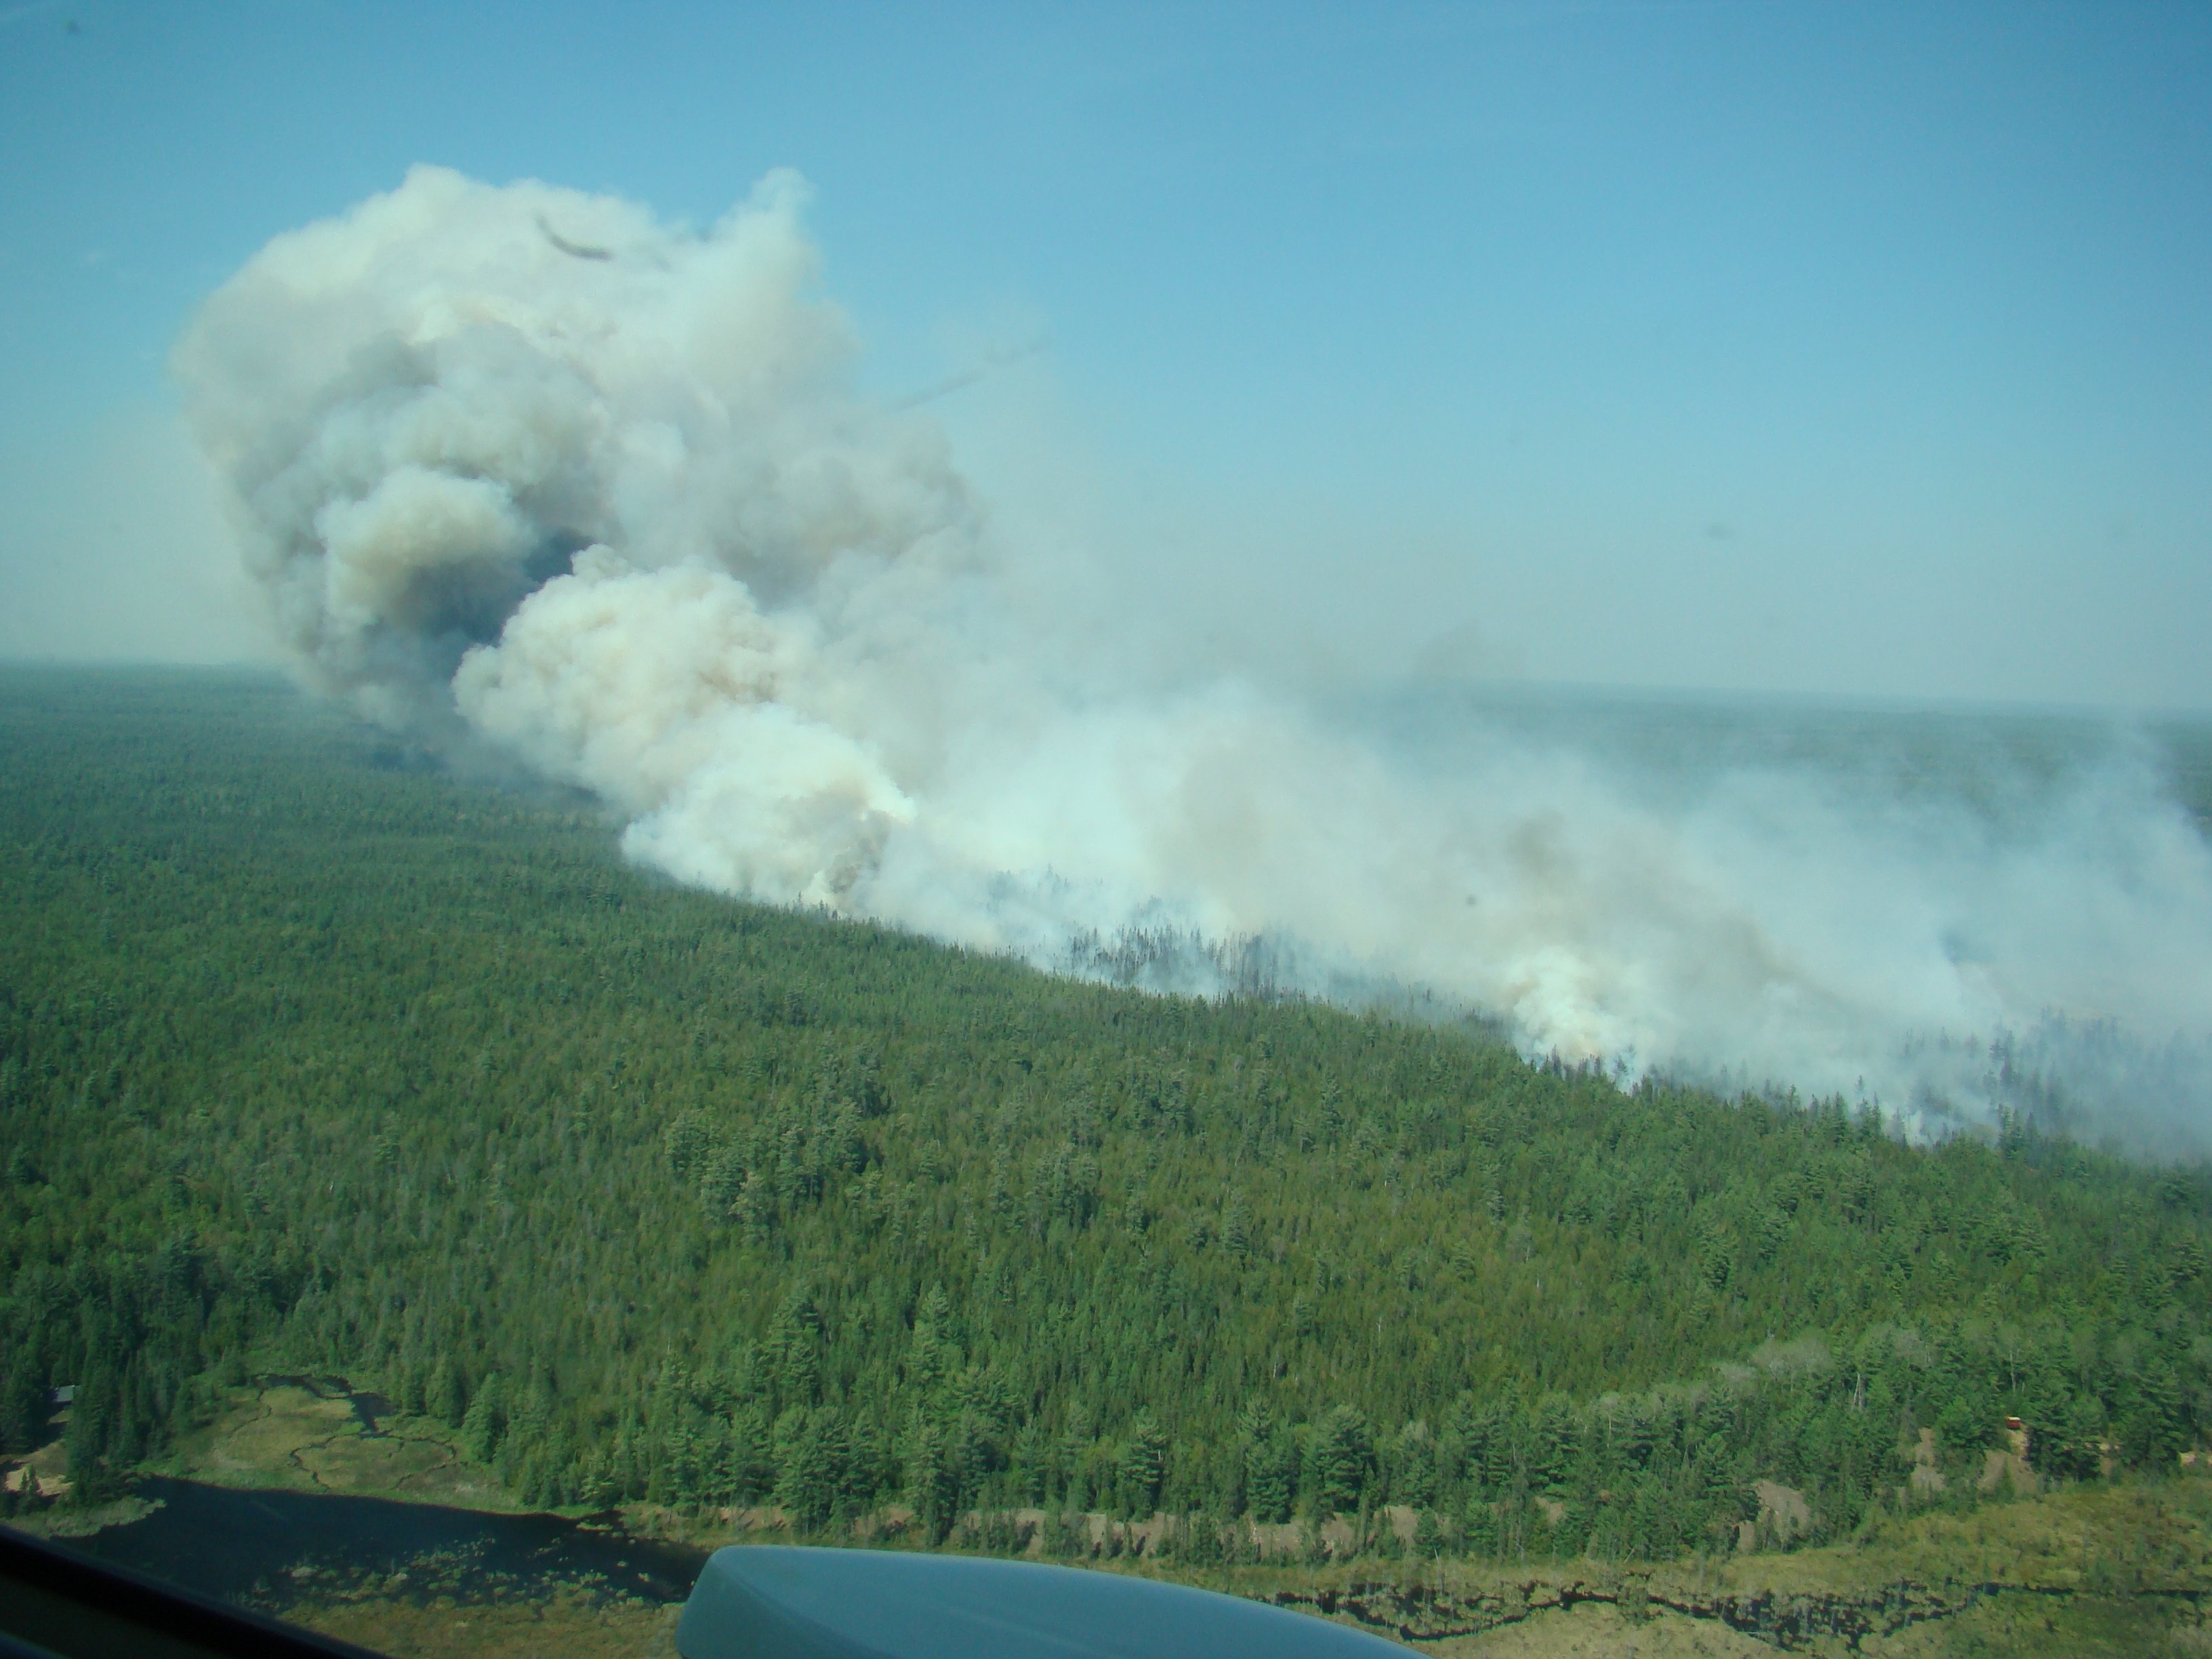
[5,668,2212,1564]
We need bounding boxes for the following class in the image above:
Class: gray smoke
[176,167,2212,1153]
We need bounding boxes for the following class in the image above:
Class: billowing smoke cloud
[177,167,2212,1151]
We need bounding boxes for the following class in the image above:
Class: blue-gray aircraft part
[676,1545,1410,1659]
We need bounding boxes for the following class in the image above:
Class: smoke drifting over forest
[176,168,2212,1152]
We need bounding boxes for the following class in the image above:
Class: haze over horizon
[1,1,2209,715]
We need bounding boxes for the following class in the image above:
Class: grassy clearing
[284,1590,679,1659]
[1043,1479,2212,1655]
[150,1383,518,1511]
[1714,1476,2212,1598]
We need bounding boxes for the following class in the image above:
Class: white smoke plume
[176,167,2212,1151]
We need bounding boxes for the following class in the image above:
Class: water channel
[54,1476,709,1618]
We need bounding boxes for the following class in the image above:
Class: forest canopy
[3,667,2211,1563]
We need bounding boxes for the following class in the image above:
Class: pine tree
[905,1412,957,1542]
[1121,1414,1168,1516]
[460,1373,506,1463]
[429,1357,465,1427]
[1309,1406,1373,1515]
[774,1405,847,1530]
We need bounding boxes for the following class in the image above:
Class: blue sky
[2,0,2208,711]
